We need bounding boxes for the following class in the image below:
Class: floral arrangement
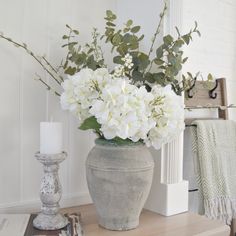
[0,4,201,149]
[60,67,184,149]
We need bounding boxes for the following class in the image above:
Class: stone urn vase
[86,138,154,231]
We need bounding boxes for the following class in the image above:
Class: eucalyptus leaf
[106,10,113,17]
[145,72,155,83]
[112,33,122,45]
[86,55,98,70]
[129,41,139,50]
[156,45,164,58]
[154,58,164,65]
[123,28,129,33]
[64,66,76,75]
[182,34,190,45]
[187,72,193,78]
[132,70,144,81]
[175,26,181,37]
[163,35,174,45]
[131,26,141,33]
[167,53,176,65]
[106,22,116,27]
[68,42,78,50]
[87,48,94,54]
[62,35,69,39]
[66,24,72,29]
[196,30,201,37]
[153,72,165,80]
[62,44,68,48]
[172,39,184,52]
[73,29,79,35]
[138,34,144,41]
[113,55,123,64]
[126,19,133,27]
[123,33,132,43]
[182,57,188,63]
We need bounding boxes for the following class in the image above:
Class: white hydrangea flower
[90,78,155,141]
[60,68,111,124]
[144,85,185,149]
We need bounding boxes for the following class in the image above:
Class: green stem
[144,2,167,75]
[42,56,64,82]
[147,2,167,58]
[35,74,61,96]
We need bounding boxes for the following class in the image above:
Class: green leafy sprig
[60,5,201,94]
[62,25,105,75]
[0,5,203,97]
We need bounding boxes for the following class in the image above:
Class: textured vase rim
[95,138,144,147]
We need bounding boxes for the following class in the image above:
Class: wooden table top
[63,204,230,236]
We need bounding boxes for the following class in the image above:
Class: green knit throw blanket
[191,120,236,224]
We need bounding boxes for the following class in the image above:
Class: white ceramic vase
[86,139,154,231]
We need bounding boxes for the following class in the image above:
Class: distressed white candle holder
[33,152,68,230]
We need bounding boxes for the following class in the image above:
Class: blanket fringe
[204,196,236,225]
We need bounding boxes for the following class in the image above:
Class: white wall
[0,0,166,213]
[182,0,236,212]
[117,0,165,54]
[0,0,117,212]
[182,0,236,119]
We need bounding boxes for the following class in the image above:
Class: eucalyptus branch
[35,74,61,96]
[0,33,62,85]
[65,28,73,62]
[147,2,167,58]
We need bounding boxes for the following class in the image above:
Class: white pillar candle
[40,122,63,154]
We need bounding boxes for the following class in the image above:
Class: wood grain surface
[63,204,230,236]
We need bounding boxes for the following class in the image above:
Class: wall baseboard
[0,192,92,214]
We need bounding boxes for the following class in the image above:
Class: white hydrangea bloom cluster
[60,68,184,149]
[60,68,111,124]
[145,85,185,149]
[90,78,156,141]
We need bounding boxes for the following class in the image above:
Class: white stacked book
[0,213,83,236]
[0,214,30,236]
